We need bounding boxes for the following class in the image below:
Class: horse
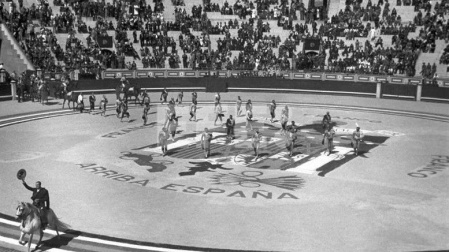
[21,81,34,102]
[123,86,142,104]
[37,83,50,105]
[62,91,78,109]
[53,82,66,99]
[16,202,70,252]
[54,79,76,99]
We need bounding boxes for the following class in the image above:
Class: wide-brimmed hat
[17,169,26,180]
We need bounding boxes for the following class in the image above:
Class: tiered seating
[3,0,448,78]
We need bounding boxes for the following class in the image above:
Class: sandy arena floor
[0,92,448,252]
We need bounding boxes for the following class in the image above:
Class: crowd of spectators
[172,0,185,7]
[52,8,76,33]
[440,45,449,64]
[0,0,60,72]
[203,0,220,13]
[0,0,447,79]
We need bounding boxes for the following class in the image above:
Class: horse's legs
[19,231,25,244]
[55,226,60,241]
[27,233,33,252]
[36,229,44,249]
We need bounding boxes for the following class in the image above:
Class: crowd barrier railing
[100,69,449,88]
[3,70,449,103]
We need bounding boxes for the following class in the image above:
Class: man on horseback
[21,179,49,229]
[62,79,68,94]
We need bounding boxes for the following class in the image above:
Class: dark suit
[23,182,50,209]
[226,118,235,138]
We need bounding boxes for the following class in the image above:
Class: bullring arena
[0,90,448,252]
[1,0,449,251]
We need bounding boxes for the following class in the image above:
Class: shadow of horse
[37,230,81,251]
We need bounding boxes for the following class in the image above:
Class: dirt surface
[0,92,448,252]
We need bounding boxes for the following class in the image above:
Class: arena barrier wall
[2,70,449,102]
[421,85,449,102]
[0,84,11,99]
[381,83,417,100]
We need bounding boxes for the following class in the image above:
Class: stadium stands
[0,0,448,79]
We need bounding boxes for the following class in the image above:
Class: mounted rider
[61,78,69,94]
[115,77,128,100]
[21,179,49,229]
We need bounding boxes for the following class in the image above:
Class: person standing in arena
[120,99,130,122]
[168,100,177,120]
[77,92,84,113]
[143,91,150,107]
[322,123,335,155]
[246,99,253,113]
[286,121,299,156]
[280,111,288,135]
[252,129,262,157]
[226,115,235,140]
[160,87,168,104]
[168,114,178,141]
[214,92,221,107]
[100,95,108,116]
[189,101,197,121]
[269,100,276,123]
[169,97,176,106]
[163,105,172,128]
[142,102,150,125]
[201,128,212,158]
[159,127,169,156]
[322,111,331,131]
[246,108,253,130]
[214,102,224,125]
[89,93,96,113]
[236,96,242,116]
[116,99,122,118]
[281,105,289,118]
[352,124,364,155]
[192,91,198,103]
[177,91,183,106]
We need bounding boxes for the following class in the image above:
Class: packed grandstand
[0,0,447,81]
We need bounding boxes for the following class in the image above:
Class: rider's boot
[39,216,47,230]
[39,208,48,230]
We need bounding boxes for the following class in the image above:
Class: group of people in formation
[78,87,365,157]
[157,90,364,158]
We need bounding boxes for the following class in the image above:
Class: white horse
[15,202,70,252]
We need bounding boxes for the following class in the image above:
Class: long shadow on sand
[37,230,81,251]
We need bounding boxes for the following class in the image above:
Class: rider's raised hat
[17,169,26,180]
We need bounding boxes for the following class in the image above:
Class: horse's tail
[47,209,71,231]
